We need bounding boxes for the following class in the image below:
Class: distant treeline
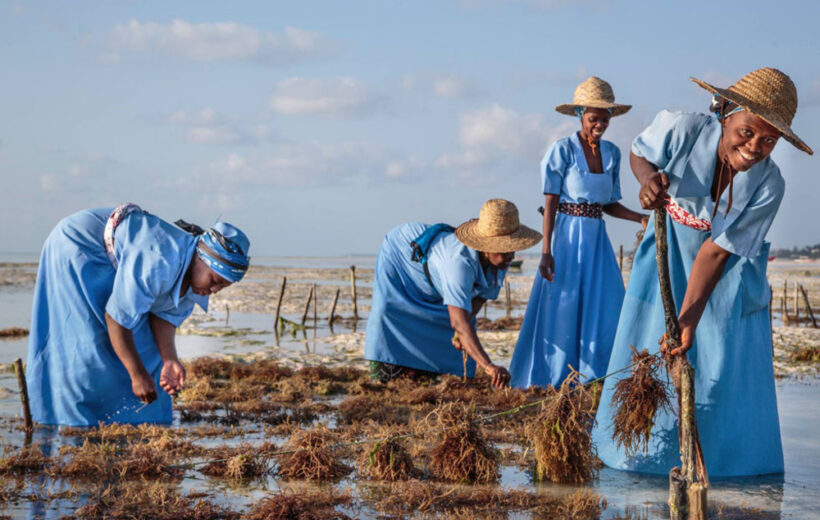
[770,244,820,260]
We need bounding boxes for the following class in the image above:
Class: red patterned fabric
[104,203,145,269]
[666,199,711,231]
[558,202,603,219]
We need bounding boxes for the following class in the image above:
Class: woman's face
[579,108,611,141]
[484,251,515,271]
[190,255,232,296]
[719,111,781,171]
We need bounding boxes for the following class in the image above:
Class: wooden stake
[619,244,624,274]
[800,285,817,328]
[782,280,789,321]
[504,280,512,318]
[794,282,800,320]
[350,265,358,321]
[301,285,314,327]
[328,288,340,324]
[13,358,33,431]
[273,277,287,344]
[654,207,708,520]
[225,303,230,326]
[312,283,318,328]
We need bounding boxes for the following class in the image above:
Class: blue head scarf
[195,222,250,283]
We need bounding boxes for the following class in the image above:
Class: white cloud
[269,77,377,116]
[433,76,470,98]
[107,20,333,65]
[167,108,255,145]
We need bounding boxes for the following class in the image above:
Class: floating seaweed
[275,425,351,481]
[610,347,672,456]
[426,402,499,484]
[356,424,418,481]
[527,371,598,483]
[200,442,276,480]
[0,444,51,474]
[245,487,353,520]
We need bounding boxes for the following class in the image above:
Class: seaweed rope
[168,358,643,471]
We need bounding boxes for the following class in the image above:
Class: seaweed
[426,402,499,484]
[275,426,352,481]
[245,487,353,520]
[200,442,276,480]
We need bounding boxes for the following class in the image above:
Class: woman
[510,77,647,389]
[26,203,251,426]
[365,199,541,388]
[593,68,812,477]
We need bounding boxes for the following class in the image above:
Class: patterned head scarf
[195,222,250,283]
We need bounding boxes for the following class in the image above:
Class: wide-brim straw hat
[691,67,813,155]
[555,76,631,117]
[455,199,542,253]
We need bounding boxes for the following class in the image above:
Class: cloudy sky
[2,0,818,257]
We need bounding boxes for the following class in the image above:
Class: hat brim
[454,220,542,253]
[691,77,813,155]
[555,102,631,117]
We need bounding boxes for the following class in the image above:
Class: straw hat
[555,77,631,117]
[455,199,542,253]
[691,67,813,155]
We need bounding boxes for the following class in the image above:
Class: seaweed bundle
[275,425,351,481]
[610,347,672,456]
[200,442,276,480]
[356,424,418,481]
[245,487,353,520]
[51,438,182,479]
[426,402,499,484]
[527,371,598,483]
[0,444,50,474]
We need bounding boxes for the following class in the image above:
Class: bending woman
[510,77,647,389]
[365,199,541,388]
[26,204,251,426]
[593,68,812,477]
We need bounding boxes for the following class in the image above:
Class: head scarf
[195,222,250,283]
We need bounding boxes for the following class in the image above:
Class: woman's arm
[105,312,157,403]
[448,305,510,388]
[630,152,670,210]
[663,238,733,356]
[149,313,186,395]
[603,202,649,228]
[471,297,486,318]
[540,194,559,281]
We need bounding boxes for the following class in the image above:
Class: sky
[1,0,818,257]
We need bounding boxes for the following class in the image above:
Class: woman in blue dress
[26,203,251,426]
[510,77,647,389]
[592,68,813,477]
[365,199,541,389]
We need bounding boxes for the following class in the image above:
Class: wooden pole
[300,285,314,328]
[782,280,789,321]
[794,282,800,321]
[328,288,340,324]
[619,244,624,273]
[350,265,358,321]
[13,358,33,431]
[504,280,512,318]
[312,283,318,328]
[225,303,230,326]
[273,277,287,344]
[799,285,817,328]
[654,207,707,520]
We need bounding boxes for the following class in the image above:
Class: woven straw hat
[455,199,542,253]
[691,67,813,155]
[555,76,631,117]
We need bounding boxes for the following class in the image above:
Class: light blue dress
[364,222,506,377]
[592,110,785,477]
[510,134,625,388]
[26,208,208,426]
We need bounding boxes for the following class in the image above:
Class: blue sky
[1,0,818,256]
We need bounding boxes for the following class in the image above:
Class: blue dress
[364,222,506,377]
[592,111,785,477]
[509,133,625,388]
[26,208,208,426]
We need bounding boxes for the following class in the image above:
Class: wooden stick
[619,244,624,273]
[794,282,800,320]
[312,283,318,328]
[653,207,708,520]
[274,276,287,332]
[301,285,314,327]
[350,265,359,321]
[504,280,512,318]
[225,303,230,326]
[328,288,340,324]
[800,285,817,328]
[13,358,33,431]
[782,280,789,321]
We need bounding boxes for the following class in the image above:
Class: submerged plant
[426,402,499,484]
[357,433,418,481]
[610,347,672,456]
[200,442,276,480]
[275,425,351,481]
[246,487,353,520]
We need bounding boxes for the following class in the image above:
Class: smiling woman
[25,204,250,426]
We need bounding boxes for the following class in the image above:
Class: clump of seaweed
[527,370,598,483]
[610,347,672,456]
[0,445,51,474]
[0,327,28,338]
[245,487,353,520]
[275,425,351,481]
[52,438,181,479]
[790,345,820,363]
[356,424,418,481]
[200,442,276,480]
[426,402,499,484]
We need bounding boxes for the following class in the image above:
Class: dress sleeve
[609,144,623,203]
[631,110,690,171]
[105,217,177,329]
[436,258,477,312]
[541,140,569,195]
[152,299,197,328]
[712,169,785,258]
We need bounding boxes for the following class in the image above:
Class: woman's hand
[160,360,186,395]
[484,364,511,389]
[640,215,650,231]
[539,253,555,281]
[658,326,695,357]
[639,172,670,209]
[131,370,158,403]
